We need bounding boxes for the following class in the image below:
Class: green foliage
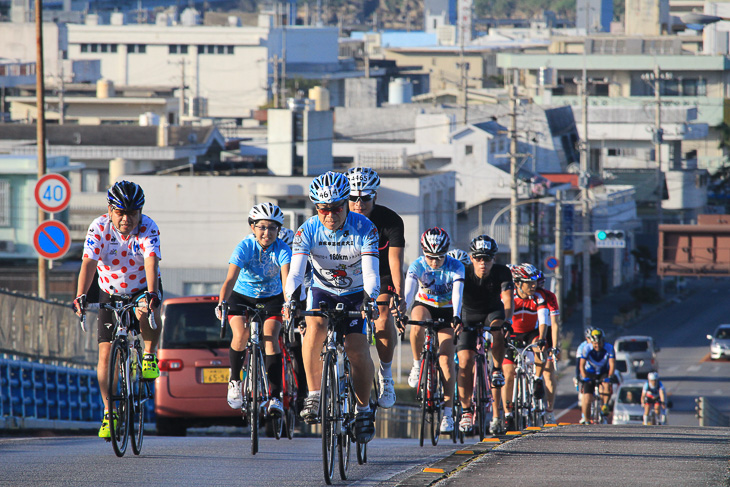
[474,0,574,18]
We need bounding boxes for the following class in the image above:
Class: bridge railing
[695,396,730,427]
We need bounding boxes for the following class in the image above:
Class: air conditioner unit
[0,240,16,252]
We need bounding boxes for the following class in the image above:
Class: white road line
[687,365,701,372]
[555,401,579,419]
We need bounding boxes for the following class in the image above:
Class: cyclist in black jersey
[454,235,513,435]
[347,167,406,409]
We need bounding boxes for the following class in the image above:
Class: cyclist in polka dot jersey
[73,180,162,440]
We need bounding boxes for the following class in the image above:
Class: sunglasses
[424,253,445,260]
[111,208,140,218]
[349,194,374,203]
[316,203,346,215]
[472,255,494,262]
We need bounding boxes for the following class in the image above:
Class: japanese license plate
[202,368,229,383]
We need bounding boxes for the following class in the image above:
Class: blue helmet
[107,180,145,210]
[309,171,350,205]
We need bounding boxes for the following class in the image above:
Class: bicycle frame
[506,340,542,431]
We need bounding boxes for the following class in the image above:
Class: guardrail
[695,396,730,427]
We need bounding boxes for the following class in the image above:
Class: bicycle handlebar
[407,318,447,329]
[80,300,157,332]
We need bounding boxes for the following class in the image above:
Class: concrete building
[118,171,457,297]
[577,0,613,33]
[625,0,670,36]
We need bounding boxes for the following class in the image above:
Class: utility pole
[57,52,65,125]
[35,0,47,299]
[459,26,468,125]
[272,54,279,108]
[509,78,519,265]
[555,190,564,314]
[280,25,287,105]
[654,63,664,298]
[179,59,185,123]
[580,44,592,330]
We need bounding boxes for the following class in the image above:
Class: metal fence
[695,396,730,427]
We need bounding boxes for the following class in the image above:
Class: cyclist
[503,263,549,430]
[216,203,291,417]
[574,327,595,408]
[405,227,464,434]
[578,328,616,424]
[536,269,560,425]
[454,235,513,435]
[346,166,406,409]
[72,180,162,439]
[447,248,471,267]
[283,171,380,444]
[641,372,666,425]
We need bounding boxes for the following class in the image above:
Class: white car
[707,324,730,360]
[613,335,660,379]
[612,379,671,425]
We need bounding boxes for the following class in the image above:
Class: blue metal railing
[0,358,155,427]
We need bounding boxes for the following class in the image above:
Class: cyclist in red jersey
[503,263,548,430]
[536,268,560,424]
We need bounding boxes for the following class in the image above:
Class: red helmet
[511,263,541,283]
[420,227,450,255]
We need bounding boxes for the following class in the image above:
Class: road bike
[219,302,278,455]
[80,294,156,457]
[278,330,300,439]
[409,318,447,447]
[298,300,378,485]
[457,325,494,440]
[506,337,543,431]
[587,374,617,424]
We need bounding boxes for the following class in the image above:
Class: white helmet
[248,202,284,225]
[278,227,295,246]
[347,167,380,194]
[648,372,659,381]
[447,249,470,266]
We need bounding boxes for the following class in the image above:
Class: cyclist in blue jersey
[642,372,666,425]
[574,327,594,412]
[578,328,616,424]
[405,227,465,434]
[284,171,381,443]
[216,203,292,417]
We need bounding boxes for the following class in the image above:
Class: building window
[465,145,473,155]
[180,45,188,54]
[111,44,117,53]
[90,44,98,53]
[207,45,215,54]
[0,179,10,226]
[128,44,146,54]
[80,44,88,53]
[198,45,204,54]
[169,44,189,54]
[169,45,178,54]
[227,45,233,54]
[100,44,108,53]
[217,45,225,54]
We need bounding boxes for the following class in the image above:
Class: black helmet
[107,180,145,210]
[470,235,498,257]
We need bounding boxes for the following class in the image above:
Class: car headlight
[613,412,628,422]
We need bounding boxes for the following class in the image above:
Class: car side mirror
[707,334,713,340]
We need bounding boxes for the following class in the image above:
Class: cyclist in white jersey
[284,171,381,443]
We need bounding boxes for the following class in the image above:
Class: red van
[155,295,242,436]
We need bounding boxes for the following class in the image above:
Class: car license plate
[202,368,229,383]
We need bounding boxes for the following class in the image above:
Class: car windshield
[617,341,649,352]
[716,328,730,340]
[615,359,628,373]
[618,386,642,405]
[161,301,228,349]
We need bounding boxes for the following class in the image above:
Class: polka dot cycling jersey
[83,214,161,295]
[229,234,292,298]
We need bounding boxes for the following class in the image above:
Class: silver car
[613,335,660,379]
[612,379,671,425]
[707,324,730,360]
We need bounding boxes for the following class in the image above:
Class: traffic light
[595,230,626,248]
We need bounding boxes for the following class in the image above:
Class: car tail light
[159,359,184,371]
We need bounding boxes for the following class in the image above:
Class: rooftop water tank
[388,78,413,105]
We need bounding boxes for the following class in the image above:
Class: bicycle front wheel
[130,343,146,455]
[474,359,488,440]
[430,364,444,446]
[321,351,338,485]
[338,368,354,480]
[248,345,260,455]
[283,352,297,440]
[513,373,527,431]
[418,356,429,447]
[108,339,130,457]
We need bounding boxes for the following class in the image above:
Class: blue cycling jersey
[642,381,665,398]
[291,212,379,296]
[578,342,616,374]
[406,255,465,307]
[229,235,292,298]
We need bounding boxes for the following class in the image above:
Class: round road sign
[35,174,71,213]
[544,256,559,270]
[33,220,71,260]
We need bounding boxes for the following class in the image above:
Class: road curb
[394,424,565,486]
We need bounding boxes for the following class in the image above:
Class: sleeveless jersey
[292,211,379,296]
[83,214,161,295]
[579,343,616,374]
[229,235,292,298]
[512,289,549,333]
[407,255,465,308]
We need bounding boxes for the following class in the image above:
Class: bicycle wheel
[431,364,444,446]
[130,343,146,455]
[418,355,429,447]
[357,376,378,464]
[474,359,488,441]
[321,351,338,485]
[108,339,130,457]
[283,353,297,440]
[249,345,260,455]
[338,369,354,480]
[513,373,526,431]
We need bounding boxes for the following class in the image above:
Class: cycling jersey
[541,288,560,317]
[286,211,380,299]
[404,255,464,315]
[366,205,405,280]
[575,340,592,376]
[83,214,161,295]
[579,343,616,375]
[462,263,513,315]
[512,289,549,334]
[643,381,665,401]
[229,234,292,298]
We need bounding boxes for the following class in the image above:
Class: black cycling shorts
[379,275,397,296]
[580,371,610,394]
[227,291,284,321]
[411,303,453,332]
[457,309,505,352]
[97,280,163,344]
[503,329,540,364]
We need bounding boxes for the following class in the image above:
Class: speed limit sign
[35,174,72,213]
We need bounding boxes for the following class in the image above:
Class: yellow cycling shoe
[99,411,117,439]
[142,353,160,380]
